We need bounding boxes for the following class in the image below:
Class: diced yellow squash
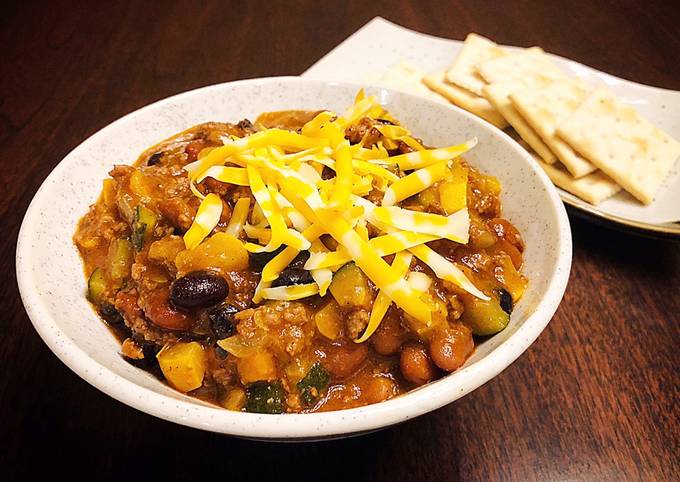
[148,235,185,266]
[220,388,246,411]
[314,300,342,340]
[284,354,314,384]
[101,179,117,208]
[329,263,371,308]
[175,232,249,275]
[129,170,152,198]
[439,163,468,214]
[469,218,496,249]
[237,351,277,384]
[417,185,439,209]
[157,342,207,392]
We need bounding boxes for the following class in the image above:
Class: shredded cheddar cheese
[225,197,251,237]
[183,193,222,250]
[355,251,413,343]
[181,91,487,335]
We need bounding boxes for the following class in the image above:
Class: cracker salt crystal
[556,88,680,204]
[445,33,506,96]
[422,72,508,129]
[510,78,597,177]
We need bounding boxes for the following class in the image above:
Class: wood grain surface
[1,1,679,480]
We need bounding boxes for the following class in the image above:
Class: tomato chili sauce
[74,102,527,414]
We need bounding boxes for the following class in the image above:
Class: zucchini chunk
[131,205,157,250]
[245,381,286,414]
[297,362,330,406]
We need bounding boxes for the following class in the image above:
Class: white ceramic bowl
[16,77,571,440]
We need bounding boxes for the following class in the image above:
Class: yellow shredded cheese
[225,197,250,237]
[309,239,333,296]
[304,231,437,270]
[409,244,489,300]
[382,160,451,206]
[315,208,432,324]
[329,140,352,208]
[243,165,310,253]
[355,251,412,343]
[261,283,320,300]
[386,138,478,170]
[183,193,222,250]
[373,206,470,244]
[196,166,249,186]
[179,90,494,334]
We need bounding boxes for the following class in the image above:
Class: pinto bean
[363,376,397,404]
[324,343,368,379]
[371,309,406,356]
[429,325,474,372]
[400,343,436,386]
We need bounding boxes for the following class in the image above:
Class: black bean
[249,246,286,272]
[288,251,310,269]
[147,152,163,166]
[498,288,513,314]
[100,303,124,325]
[170,271,228,310]
[209,304,238,339]
[271,268,314,288]
[124,343,160,369]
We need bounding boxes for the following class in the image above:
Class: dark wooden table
[2,1,678,480]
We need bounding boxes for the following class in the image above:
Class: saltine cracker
[445,33,506,96]
[556,88,680,204]
[477,49,568,163]
[539,160,621,205]
[422,72,508,129]
[510,79,597,177]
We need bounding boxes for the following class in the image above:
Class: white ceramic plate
[16,77,571,440]
[303,17,680,237]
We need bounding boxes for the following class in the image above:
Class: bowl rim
[16,76,572,439]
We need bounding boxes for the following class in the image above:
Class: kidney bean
[170,271,228,310]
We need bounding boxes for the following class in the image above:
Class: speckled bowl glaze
[16,77,571,440]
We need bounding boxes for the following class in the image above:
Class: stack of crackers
[419,34,680,206]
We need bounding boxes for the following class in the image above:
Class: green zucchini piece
[329,262,371,308]
[245,381,286,414]
[296,362,330,406]
[131,205,157,251]
[87,267,107,306]
[461,295,510,336]
[107,238,134,286]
